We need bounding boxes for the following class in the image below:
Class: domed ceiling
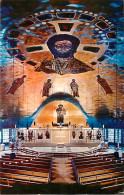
[0,0,124,128]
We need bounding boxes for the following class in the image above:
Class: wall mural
[0,0,124,129]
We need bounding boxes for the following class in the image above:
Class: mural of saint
[28,130,33,141]
[70,79,79,97]
[45,130,50,139]
[97,130,102,140]
[72,130,76,139]
[6,75,26,95]
[97,75,113,95]
[56,104,66,124]
[79,131,83,139]
[41,79,52,97]
[35,34,94,75]
[38,133,43,139]
[88,130,92,140]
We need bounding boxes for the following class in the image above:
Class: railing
[16,143,101,158]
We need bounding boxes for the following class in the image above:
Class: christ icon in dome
[35,34,94,75]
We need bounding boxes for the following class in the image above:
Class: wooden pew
[73,153,115,161]
[0,171,49,183]
[74,160,122,169]
[100,177,124,187]
[0,160,51,169]
[101,183,124,191]
[3,153,52,161]
[72,154,117,168]
[73,156,118,163]
[1,156,53,170]
[80,171,124,184]
[73,156,101,162]
[81,176,124,187]
[0,177,41,186]
[0,167,49,178]
[74,157,120,166]
[1,164,52,182]
[77,163,124,174]
[74,158,106,165]
[1,163,50,173]
[1,157,51,164]
[0,159,51,167]
[78,166,124,179]
[0,183,13,188]
[15,156,51,162]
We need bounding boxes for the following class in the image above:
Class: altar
[51,128,70,143]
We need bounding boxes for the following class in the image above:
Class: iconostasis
[0,0,124,129]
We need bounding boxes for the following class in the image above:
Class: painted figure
[6,75,26,95]
[42,79,52,97]
[97,75,113,94]
[72,130,76,139]
[17,132,24,140]
[56,104,66,124]
[88,130,92,140]
[70,79,79,97]
[28,130,33,141]
[79,131,83,139]
[97,130,101,140]
[45,130,50,139]
[38,133,43,139]
[35,34,93,75]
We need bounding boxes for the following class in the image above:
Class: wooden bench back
[0,160,51,168]
[1,163,50,172]
[0,167,49,178]
[75,160,121,169]
[78,166,124,178]
[77,163,124,173]
[80,171,124,183]
[0,171,48,183]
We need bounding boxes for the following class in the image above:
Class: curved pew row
[1,157,51,165]
[3,153,51,160]
[0,167,49,178]
[71,152,124,191]
[0,153,53,185]
[78,166,124,180]
[0,172,49,183]
[2,153,52,161]
[0,176,42,186]
[73,153,118,162]
[77,162,124,175]
[1,163,50,173]
[79,170,124,183]
[0,161,51,170]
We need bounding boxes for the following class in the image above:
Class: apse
[31,100,87,128]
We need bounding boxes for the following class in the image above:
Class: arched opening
[31,92,89,127]
[31,100,88,128]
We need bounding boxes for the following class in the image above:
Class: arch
[0,93,99,129]
[32,92,88,121]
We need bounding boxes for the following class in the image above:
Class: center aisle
[51,157,76,184]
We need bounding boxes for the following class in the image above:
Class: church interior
[0,0,124,194]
